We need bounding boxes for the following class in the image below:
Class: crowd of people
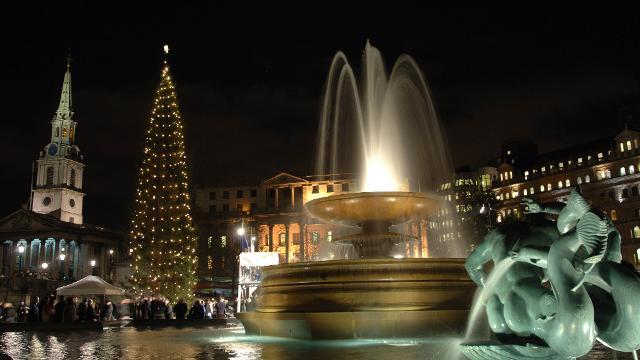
[0,295,119,323]
[133,295,230,320]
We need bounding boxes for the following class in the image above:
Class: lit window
[506,193,510,200]
[62,128,67,137]
[606,170,611,178]
[558,181,563,189]
[312,185,319,193]
[565,179,570,187]
[577,177,582,184]
[523,189,528,196]
[634,227,640,239]
[279,233,286,246]
[540,185,545,192]
[578,157,583,164]
[598,152,603,159]
[627,140,632,151]
[630,165,636,175]
[559,162,564,168]
[635,139,639,149]
[327,231,332,242]
[611,210,618,221]
[588,155,592,160]
[547,183,552,191]
[541,167,546,172]
[585,175,590,183]
[530,187,534,194]
[509,171,513,179]
[507,150,511,155]
[621,167,627,176]
[621,143,625,152]
[500,174,504,181]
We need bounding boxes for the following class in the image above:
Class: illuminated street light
[90,259,96,275]
[59,253,66,261]
[41,262,48,270]
[237,227,245,236]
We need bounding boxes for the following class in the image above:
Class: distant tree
[459,185,502,250]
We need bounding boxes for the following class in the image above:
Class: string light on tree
[128,45,198,303]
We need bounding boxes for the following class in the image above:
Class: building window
[623,189,629,198]
[279,233,286,246]
[558,181,563,189]
[69,127,74,142]
[509,171,513,179]
[327,231,333,242]
[598,152,604,159]
[541,167,546,173]
[633,186,639,197]
[630,165,636,175]
[223,191,229,199]
[585,175,590,183]
[500,174,503,181]
[311,232,319,245]
[540,185,545,192]
[621,143,625,152]
[251,189,257,197]
[606,170,611,178]
[611,210,618,221]
[559,162,564,169]
[565,179,570,187]
[342,183,350,192]
[209,205,216,213]
[221,236,227,247]
[46,167,54,186]
[236,204,243,212]
[327,184,334,193]
[547,183,552,191]
[506,193,510,200]
[55,127,60,137]
[577,177,582,184]
[70,168,76,187]
[578,157,583,164]
[62,127,67,137]
[209,192,216,200]
[627,140,632,151]
[621,167,627,176]
[634,226,640,239]
[530,187,534,195]
[237,190,243,198]
[609,190,616,200]
[523,189,528,196]
[208,256,213,270]
[250,203,257,212]
[222,204,229,212]
[312,185,319,193]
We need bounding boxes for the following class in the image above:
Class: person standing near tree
[174,299,187,320]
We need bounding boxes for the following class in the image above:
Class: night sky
[4,3,640,230]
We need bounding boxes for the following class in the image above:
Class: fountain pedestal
[237,192,475,339]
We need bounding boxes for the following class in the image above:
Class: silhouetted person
[85,299,96,322]
[77,298,87,321]
[63,297,76,322]
[27,297,39,322]
[54,295,65,322]
[174,299,187,320]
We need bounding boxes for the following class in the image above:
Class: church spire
[56,56,73,120]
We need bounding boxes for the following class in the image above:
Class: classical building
[0,61,122,300]
[492,125,640,268]
[193,172,432,295]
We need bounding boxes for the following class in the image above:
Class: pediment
[263,172,308,186]
[0,209,59,232]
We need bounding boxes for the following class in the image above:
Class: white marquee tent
[56,275,125,296]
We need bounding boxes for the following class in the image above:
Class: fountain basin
[237,258,474,339]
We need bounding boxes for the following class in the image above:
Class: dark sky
[4,2,640,230]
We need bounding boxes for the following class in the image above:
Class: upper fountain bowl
[305,191,444,226]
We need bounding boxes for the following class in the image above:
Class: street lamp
[59,253,66,281]
[90,260,96,275]
[108,249,114,281]
[17,245,25,274]
[41,262,48,279]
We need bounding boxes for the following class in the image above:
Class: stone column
[285,224,290,263]
[290,187,295,209]
[39,239,46,268]
[300,220,306,262]
[275,188,279,209]
[268,224,274,252]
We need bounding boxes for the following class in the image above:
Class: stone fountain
[237,41,475,339]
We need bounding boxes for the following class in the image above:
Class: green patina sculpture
[462,186,640,359]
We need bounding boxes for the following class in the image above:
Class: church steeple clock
[31,58,85,224]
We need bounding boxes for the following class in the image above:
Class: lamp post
[237,225,248,252]
[108,249,114,281]
[17,245,25,274]
[90,260,96,276]
[59,253,66,281]
[41,262,48,279]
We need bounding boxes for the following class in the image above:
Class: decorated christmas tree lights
[128,46,197,303]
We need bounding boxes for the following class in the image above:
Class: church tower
[31,59,85,224]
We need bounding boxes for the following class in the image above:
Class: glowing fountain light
[363,156,399,192]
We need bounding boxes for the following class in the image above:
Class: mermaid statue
[462,186,640,359]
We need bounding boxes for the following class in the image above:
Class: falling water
[464,258,515,340]
[315,40,453,193]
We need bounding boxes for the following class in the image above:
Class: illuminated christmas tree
[129,45,197,303]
